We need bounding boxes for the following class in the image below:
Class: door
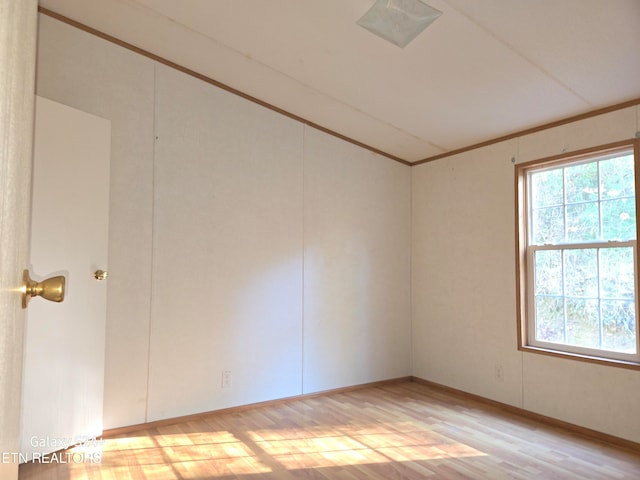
[0,1,37,479]
[20,96,111,460]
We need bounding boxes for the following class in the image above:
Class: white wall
[303,128,411,393]
[412,139,523,407]
[412,106,640,442]
[36,15,412,428]
[148,64,304,421]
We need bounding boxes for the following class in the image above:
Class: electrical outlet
[222,370,232,389]
[495,365,504,382]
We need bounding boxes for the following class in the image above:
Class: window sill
[519,345,640,371]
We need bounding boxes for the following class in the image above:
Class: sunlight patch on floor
[248,423,487,469]
[84,421,487,477]
[94,431,274,477]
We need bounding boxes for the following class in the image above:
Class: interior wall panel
[303,128,412,394]
[36,15,155,429]
[522,353,640,443]
[411,140,523,407]
[148,64,304,421]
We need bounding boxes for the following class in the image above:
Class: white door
[20,96,111,460]
[0,1,37,479]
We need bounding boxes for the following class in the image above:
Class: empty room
[2,1,640,479]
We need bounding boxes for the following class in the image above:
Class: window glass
[519,144,639,364]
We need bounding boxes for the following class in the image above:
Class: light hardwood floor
[19,381,640,479]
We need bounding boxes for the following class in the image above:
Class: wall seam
[409,165,414,376]
[143,61,158,423]
[301,124,306,395]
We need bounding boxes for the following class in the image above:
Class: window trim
[515,139,640,370]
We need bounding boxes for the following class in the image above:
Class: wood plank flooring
[19,381,640,479]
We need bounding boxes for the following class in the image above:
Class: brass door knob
[22,269,66,309]
[94,270,108,281]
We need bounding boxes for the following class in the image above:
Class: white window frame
[515,140,640,369]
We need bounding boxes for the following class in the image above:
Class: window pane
[600,155,635,199]
[534,250,562,295]
[564,249,598,297]
[535,296,564,343]
[565,161,598,204]
[531,169,563,208]
[602,198,636,241]
[602,300,637,353]
[566,298,599,348]
[566,202,599,242]
[600,247,635,300]
[532,206,564,244]
[522,147,638,362]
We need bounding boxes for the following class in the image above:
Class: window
[516,140,640,367]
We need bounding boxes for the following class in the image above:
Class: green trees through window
[530,154,635,244]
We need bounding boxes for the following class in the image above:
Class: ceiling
[38,0,640,163]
